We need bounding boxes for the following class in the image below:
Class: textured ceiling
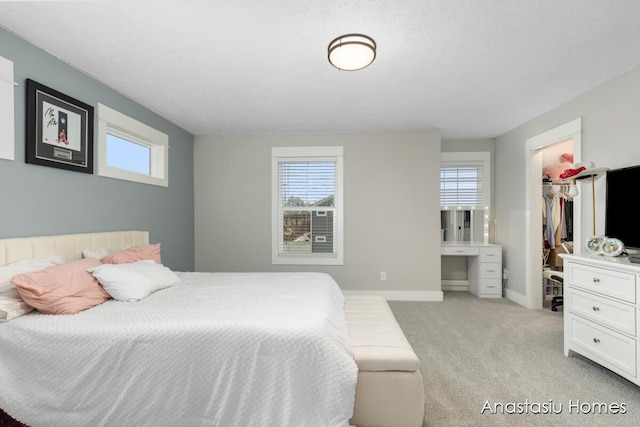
[1,0,640,139]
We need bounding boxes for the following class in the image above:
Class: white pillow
[0,288,34,321]
[89,260,180,302]
[82,248,116,259]
[0,256,66,293]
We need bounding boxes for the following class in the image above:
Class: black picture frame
[25,79,94,174]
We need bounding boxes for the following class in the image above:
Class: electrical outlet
[380,272,387,281]
[503,268,508,280]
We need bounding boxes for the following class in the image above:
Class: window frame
[271,146,344,265]
[96,103,168,187]
[440,152,490,209]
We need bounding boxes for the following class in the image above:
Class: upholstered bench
[345,295,425,427]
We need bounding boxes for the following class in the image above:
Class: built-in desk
[441,242,503,298]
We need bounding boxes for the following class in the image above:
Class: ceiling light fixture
[328,34,376,71]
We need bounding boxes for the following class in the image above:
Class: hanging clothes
[543,192,563,249]
[564,199,574,241]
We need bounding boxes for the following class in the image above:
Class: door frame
[524,118,582,309]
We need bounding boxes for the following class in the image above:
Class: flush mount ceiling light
[328,34,376,71]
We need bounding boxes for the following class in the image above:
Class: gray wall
[494,65,640,298]
[194,131,442,297]
[0,28,195,271]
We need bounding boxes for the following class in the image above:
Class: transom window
[97,103,168,187]
[106,133,151,175]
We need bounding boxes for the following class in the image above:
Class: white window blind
[278,159,337,256]
[440,162,484,208]
[272,146,343,265]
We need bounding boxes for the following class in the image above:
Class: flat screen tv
[605,165,640,251]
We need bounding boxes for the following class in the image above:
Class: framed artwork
[25,79,94,173]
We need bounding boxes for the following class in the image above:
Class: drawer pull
[592,277,600,283]
[592,306,600,311]
[486,270,496,273]
[593,338,600,343]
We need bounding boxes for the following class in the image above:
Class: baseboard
[441,279,468,291]
[342,290,444,301]
[505,288,529,307]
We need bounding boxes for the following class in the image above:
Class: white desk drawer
[568,263,636,303]
[441,247,479,256]
[568,315,636,376]
[479,263,501,279]
[568,288,636,336]
[480,247,501,262]
[479,279,501,295]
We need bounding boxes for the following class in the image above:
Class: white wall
[194,130,443,300]
[494,65,640,299]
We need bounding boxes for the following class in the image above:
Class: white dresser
[441,242,502,298]
[561,253,640,386]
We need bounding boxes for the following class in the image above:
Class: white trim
[97,103,168,187]
[505,288,529,307]
[524,118,582,309]
[526,118,581,150]
[342,290,444,302]
[0,55,15,161]
[441,279,469,291]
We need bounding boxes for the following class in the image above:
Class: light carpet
[389,291,640,427]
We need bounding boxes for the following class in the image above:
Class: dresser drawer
[568,288,636,336]
[479,247,501,262]
[568,263,636,303]
[479,263,501,279]
[479,279,501,295]
[441,246,479,256]
[568,315,636,376]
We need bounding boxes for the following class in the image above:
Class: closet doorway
[525,119,583,310]
[541,140,574,310]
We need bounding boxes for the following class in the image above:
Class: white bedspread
[0,272,357,427]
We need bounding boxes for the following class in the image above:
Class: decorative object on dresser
[601,238,625,257]
[561,253,640,386]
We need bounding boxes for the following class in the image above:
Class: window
[440,152,490,209]
[272,146,343,265]
[97,103,168,187]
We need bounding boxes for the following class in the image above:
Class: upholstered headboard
[0,231,149,267]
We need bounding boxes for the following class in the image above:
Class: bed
[0,231,358,427]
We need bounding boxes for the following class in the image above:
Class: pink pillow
[11,258,109,315]
[100,244,161,264]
